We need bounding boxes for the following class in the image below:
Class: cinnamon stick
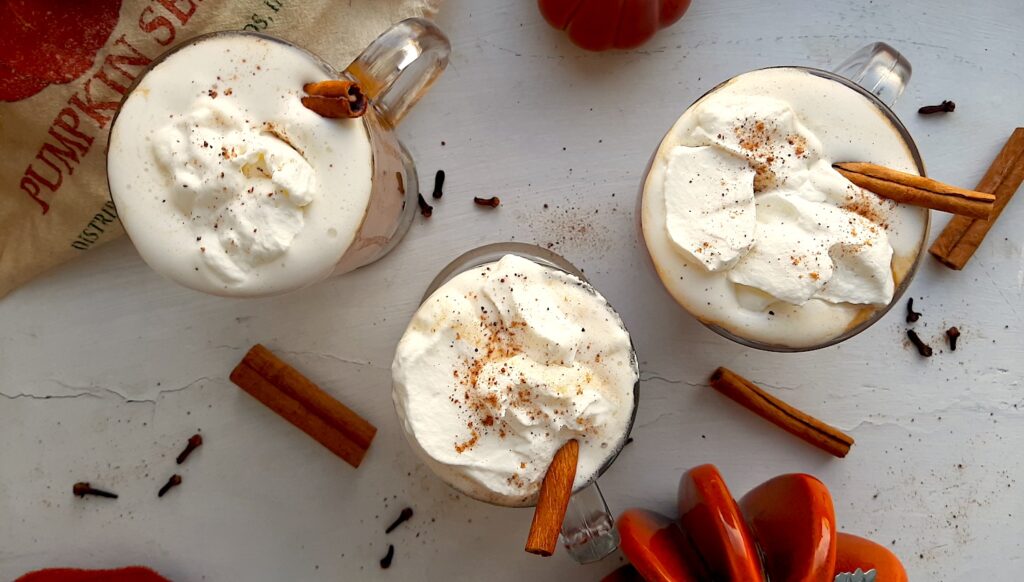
[929,128,1024,269]
[834,162,995,219]
[525,439,579,556]
[229,345,376,467]
[301,79,367,119]
[709,368,853,458]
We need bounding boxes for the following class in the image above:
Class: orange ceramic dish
[834,533,908,582]
[677,464,764,581]
[738,474,837,582]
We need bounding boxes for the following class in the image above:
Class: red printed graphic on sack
[0,0,124,102]
[11,0,208,216]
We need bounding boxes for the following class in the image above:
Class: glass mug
[639,43,929,352]
[403,243,641,564]
[107,19,450,297]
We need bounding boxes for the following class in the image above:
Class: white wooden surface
[2,1,1023,580]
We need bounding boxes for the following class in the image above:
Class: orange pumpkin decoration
[834,533,909,582]
[537,0,691,52]
[609,466,908,581]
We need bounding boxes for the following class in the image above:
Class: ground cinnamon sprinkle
[455,429,479,453]
[841,190,891,229]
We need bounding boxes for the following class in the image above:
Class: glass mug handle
[560,481,620,563]
[833,42,912,108]
[343,18,450,127]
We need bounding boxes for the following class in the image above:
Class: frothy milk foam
[108,34,373,296]
[642,68,927,348]
[392,254,638,507]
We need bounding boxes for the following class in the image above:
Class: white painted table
[3,1,1022,580]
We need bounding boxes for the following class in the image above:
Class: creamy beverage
[392,254,638,507]
[641,67,928,348]
[109,33,402,297]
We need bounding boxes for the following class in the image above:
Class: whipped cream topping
[392,254,637,506]
[642,67,927,347]
[663,145,756,271]
[153,97,317,284]
[108,34,373,297]
[664,95,894,307]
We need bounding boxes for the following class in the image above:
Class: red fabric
[15,566,170,582]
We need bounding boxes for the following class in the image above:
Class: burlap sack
[0,0,440,299]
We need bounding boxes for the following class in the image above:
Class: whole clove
[473,196,500,208]
[176,433,203,464]
[417,193,433,217]
[73,482,118,499]
[158,474,182,498]
[622,437,634,448]
[906,297,922,323]
[385,507,414,534]
[946,327,961,351]
[918,100,955,115]
[380,544,395,569]
[432,170,445,199]
[907,330,933,357]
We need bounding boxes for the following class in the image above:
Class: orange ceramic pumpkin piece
[537,0,691,51]
[616,508,705,582]
[738,474,837,582]
[676,464,765,581]
[834,533,908,582]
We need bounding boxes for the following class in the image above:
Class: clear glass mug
[411,243,641,563]
[107,19,450,297]
[638,43,929,352]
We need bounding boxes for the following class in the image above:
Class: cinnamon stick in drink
[833,162,995,219]
[525,439,579,556]
[929,128,1024,269]
[709,368,853,458]
[230,344,377,467]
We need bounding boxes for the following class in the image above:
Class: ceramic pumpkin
[609,466,908,581]
[537,0,691,51]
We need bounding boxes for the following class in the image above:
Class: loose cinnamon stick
[525,439,579,556]
[834,162,995,219]
[230,345,376,467]
[709,368,853,458]
[929,128,1024,269]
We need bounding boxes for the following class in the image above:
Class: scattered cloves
[385,507,414,534]
[417,193,433,218]
[946,327,961,351]
[380,544,395,569]
[906,297,921,323]
[176,433,203,464]
[473,196,500,208]
[918,100,955,115]
[432,170,445,199]
[158,474,182,498]
[73,482,118,499]
[907,330,933,357]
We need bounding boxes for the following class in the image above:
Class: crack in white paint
[278,349,379,370]
[0,376,218,403]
